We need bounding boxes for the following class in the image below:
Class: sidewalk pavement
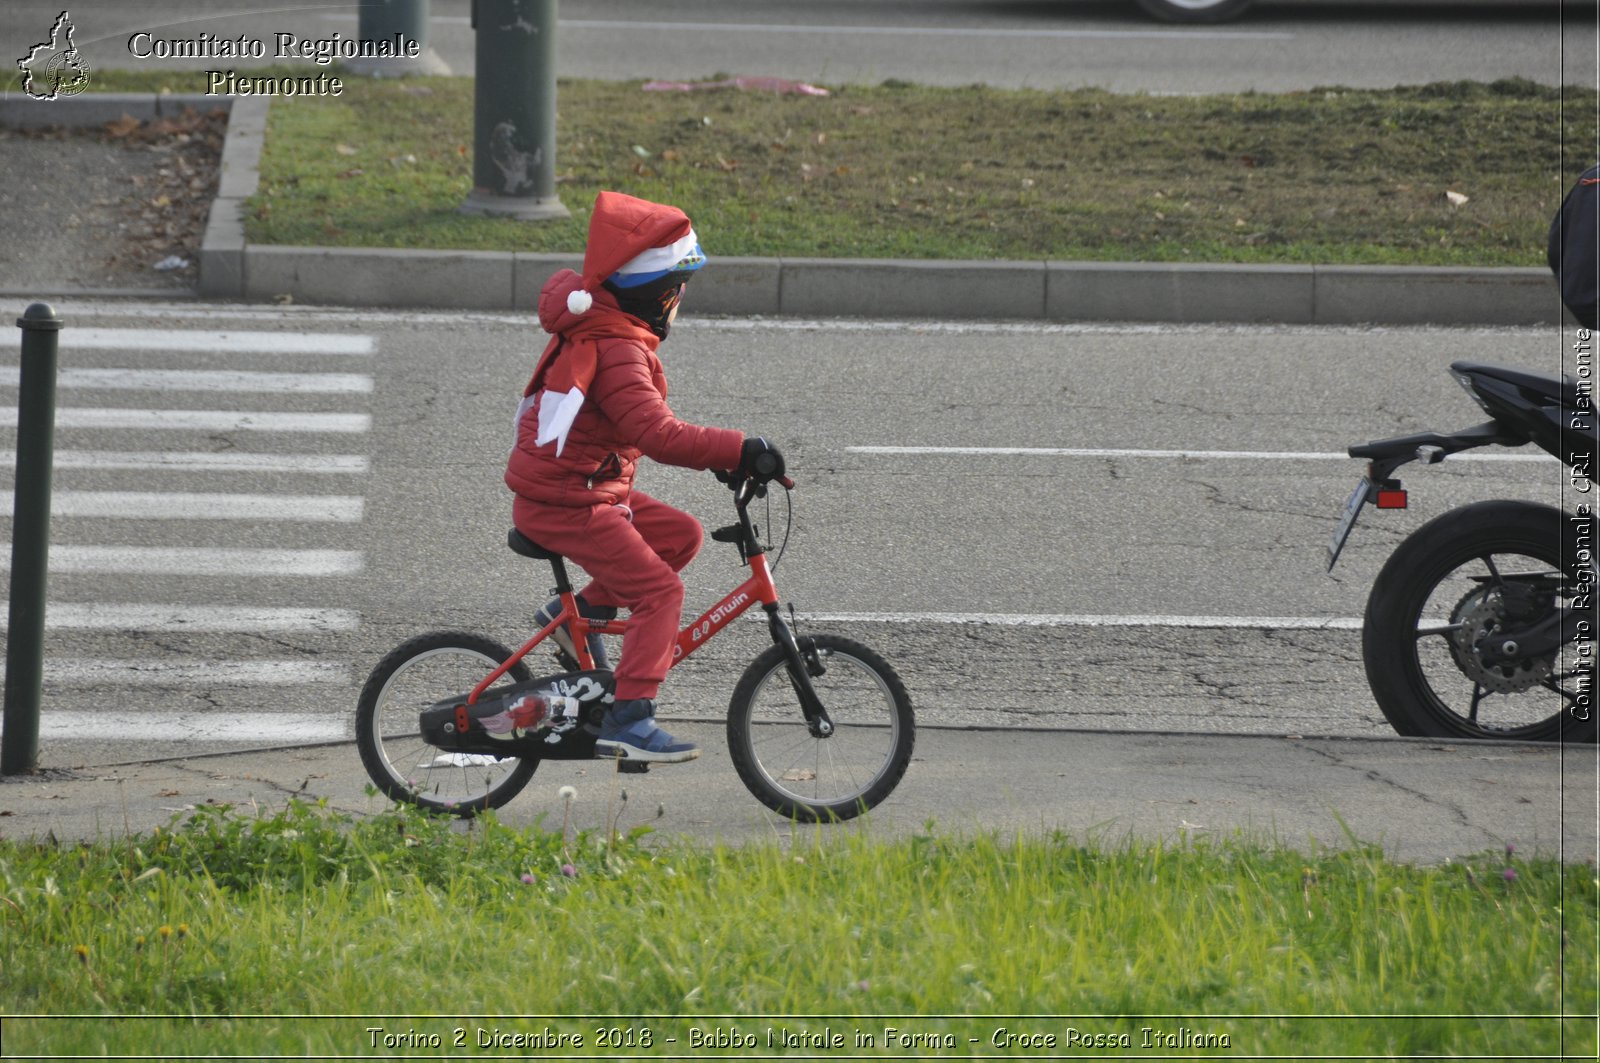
[2,726,1594,865]
[0,93,1570,327]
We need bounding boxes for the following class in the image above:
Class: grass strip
[80,70,1599,267]
[0,798,1594,1056]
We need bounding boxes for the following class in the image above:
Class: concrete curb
[0,94,1570,326]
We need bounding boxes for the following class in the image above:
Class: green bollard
[2,303,61,776]
[460,0,570,220]
[348,0,450,77]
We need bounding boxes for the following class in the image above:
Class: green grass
[71,69,1600,267]
[1,798,1594,1057]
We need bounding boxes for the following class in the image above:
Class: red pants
[512,490,702,701]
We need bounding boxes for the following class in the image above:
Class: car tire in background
[1135,0,1253,22]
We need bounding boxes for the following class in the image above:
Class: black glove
[737,436,785,481]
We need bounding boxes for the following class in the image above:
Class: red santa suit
[506,192,743,702]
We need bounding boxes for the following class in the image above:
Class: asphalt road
[2,0,1592,93]
[1,300,1581,769]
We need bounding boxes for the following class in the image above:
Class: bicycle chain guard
[420,670,615,759]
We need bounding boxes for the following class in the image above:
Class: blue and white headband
[608,230,706,289]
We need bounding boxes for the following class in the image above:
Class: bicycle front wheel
[727,633,914,822]
[355,631,538,816]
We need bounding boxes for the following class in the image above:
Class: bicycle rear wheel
[355,631,537,816]
[727,633,914,822]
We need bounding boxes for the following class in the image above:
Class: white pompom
[566,289,593,315]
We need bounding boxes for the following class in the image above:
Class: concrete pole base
[459,191,571,221]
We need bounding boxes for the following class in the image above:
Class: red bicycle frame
[465,538,781,705]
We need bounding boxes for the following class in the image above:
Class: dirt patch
[0,108,226,293]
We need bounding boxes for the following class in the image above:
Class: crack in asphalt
[1294,741,1488,838]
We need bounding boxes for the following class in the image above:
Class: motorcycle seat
[1451,361,1580,409]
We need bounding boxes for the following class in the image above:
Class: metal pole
[2,303,61,776]
[348,0,451,77]
[460,0,570,220]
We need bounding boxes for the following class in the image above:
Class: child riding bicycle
[505,190,784,765]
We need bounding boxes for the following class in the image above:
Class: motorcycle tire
[1363,500,1597,743]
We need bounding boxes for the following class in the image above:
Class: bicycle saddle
[507,528,561,561]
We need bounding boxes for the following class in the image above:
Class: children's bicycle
[355,471,915,822]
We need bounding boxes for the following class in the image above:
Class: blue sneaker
[595,699,700,764]
[534,595,613,671]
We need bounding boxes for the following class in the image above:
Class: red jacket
[505,269,743,506]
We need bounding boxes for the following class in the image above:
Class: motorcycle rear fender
[1349,420,1526,482]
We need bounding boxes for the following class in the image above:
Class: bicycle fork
[765,603,834,737]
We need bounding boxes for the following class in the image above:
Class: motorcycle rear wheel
[1363,501,1597,742]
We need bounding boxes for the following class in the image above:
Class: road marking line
[0,367,373,394]
[0,408,371,433]
[0,603,359,633]
[10,659,348,686]
[1,546,365,577]
[38,712,347,743]
[793,611,1362,630]
[0,450,369,474]
[61,328,374,355]
[363,13,1292,41]
[848,445,1552,463]
[0,490,364,523]
[48,303,1541,338]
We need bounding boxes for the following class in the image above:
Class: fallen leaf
[335,143,358,156]
[104,114,140,138]
[1445,190,1469,207]
[661,149,680,162]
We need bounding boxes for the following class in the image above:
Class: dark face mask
[604,276,689,340]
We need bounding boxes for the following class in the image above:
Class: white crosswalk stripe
[1,408,371,433]
[64,328,374,355]
[0,449,368,474]
[37,713,348,743]
[0,366,373,394]
[0,603,360,633]
[2,490,365,522]
[2,659,348,686]
[1,324,375,746]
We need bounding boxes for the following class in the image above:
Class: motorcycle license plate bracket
[1326,475,1404,571]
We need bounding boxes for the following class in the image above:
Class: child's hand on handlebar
[737,437,785,480]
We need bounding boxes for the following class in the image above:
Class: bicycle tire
[1363,501,1598,742]
[727,633,915,822]
[355,631,539,815]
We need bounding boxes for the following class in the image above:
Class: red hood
[538,268,611,334]
[580,191,693,288]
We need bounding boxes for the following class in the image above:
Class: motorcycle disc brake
[1447,586,1557,695]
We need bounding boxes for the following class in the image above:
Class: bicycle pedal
[616,760,651,774]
